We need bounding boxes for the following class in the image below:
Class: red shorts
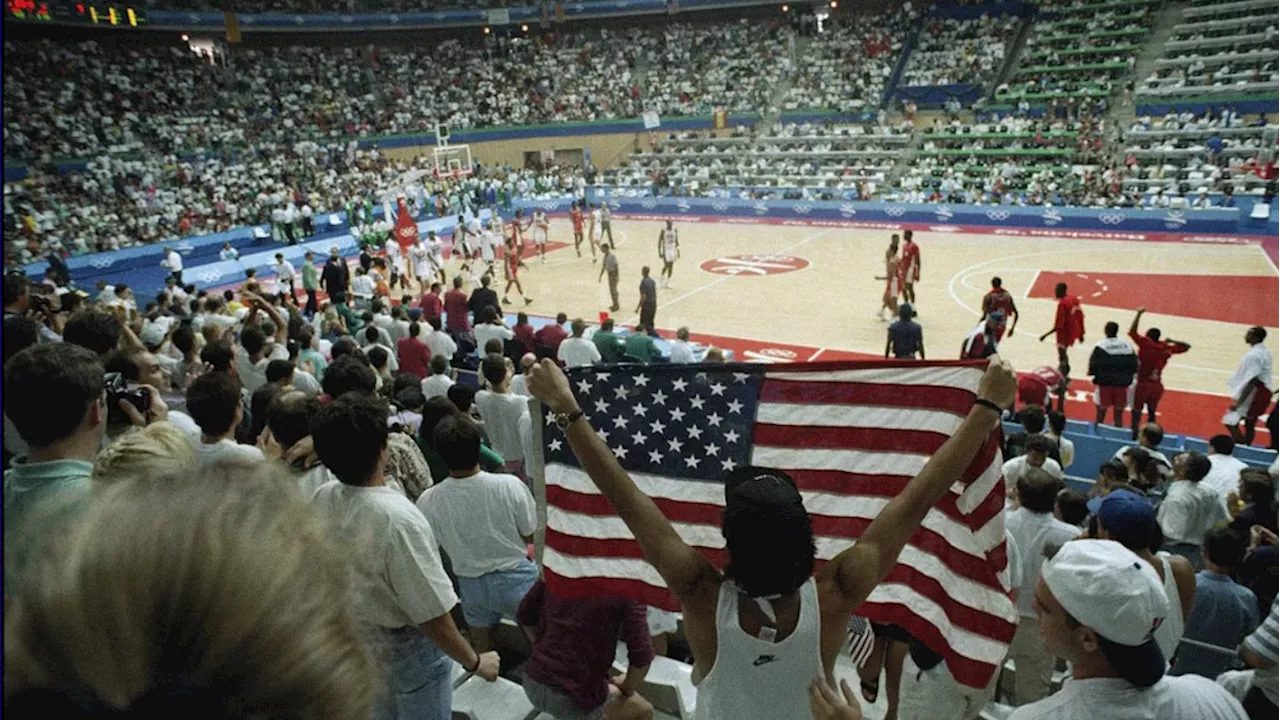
[1133,380,1164,409]
[1095,385,1129,408]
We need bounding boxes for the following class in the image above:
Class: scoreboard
[5,0,147,26]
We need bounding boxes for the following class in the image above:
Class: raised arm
[527,360,721,605]
[1129,307,1145,340]
[817,357,1016,614]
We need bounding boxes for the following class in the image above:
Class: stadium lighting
[830,1,837,7]
[180,34,189,41]
[483,26,490,33]
[521,24,528,31]
[781,4,788,11]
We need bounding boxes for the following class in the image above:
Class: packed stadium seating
[1121,112,1276,199]
[780,8,916,113]
[1138,0,1279,101]
[901,13,1018,87]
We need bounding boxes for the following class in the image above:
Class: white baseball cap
[1041,539,1168,687]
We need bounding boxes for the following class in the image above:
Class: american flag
[538,360,1017,689]
[847,615,876,668]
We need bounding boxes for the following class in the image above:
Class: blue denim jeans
[371,625,454,720]
[456,558,539,628]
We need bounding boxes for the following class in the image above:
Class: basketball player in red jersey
[510,209,531,266]
[1018,364,1068,412]
[900,230,921,305]
[570,202,586,257]
[1128,308,1190,438]
[876,235,901,321]
[502,233,533,306]
[981,277,1019,341]
[1039,282,1086,374]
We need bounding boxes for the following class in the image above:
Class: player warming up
[570,201,586,258]
[1128,308,1190,438]
[658,220,680,289]
[502,233,533,306]
[1039,281,1086,374]
[981,277,1019,340]
[900,229,921,305]
[876,234,902,321]
[589,203,603,262]
[426,230,448,288]
[531,208,550,262]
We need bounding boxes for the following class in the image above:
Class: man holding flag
[525,355,1018,719]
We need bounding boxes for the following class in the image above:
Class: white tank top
[1153,552,1184,660]
[663,229,678,249]
[693,578,824,720]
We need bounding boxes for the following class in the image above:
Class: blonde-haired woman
[4,465,377,718]
[91,422,197,485]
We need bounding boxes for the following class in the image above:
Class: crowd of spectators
[780,7,916,113]
[641,20,792,117]
[1121,111,1276,201]
[141,0,521,12]
[900,13,1017,87]
[1138,1,1278,100]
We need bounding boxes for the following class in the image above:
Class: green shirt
[593,330,625,363]
[302,262,319,291]
[335,302,364,333]
[3,458,92,597]
[624,332,658,363]
[421,442,505,485]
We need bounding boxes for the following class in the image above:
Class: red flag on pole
[394,198,419,252]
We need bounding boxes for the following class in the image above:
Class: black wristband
[466,654,481,673]
[973,398,1003,414]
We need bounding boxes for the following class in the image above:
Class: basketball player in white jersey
[532,208,551,262]
[658,220,680,289]
[876,234,902,321]
[589,203,604,263]
[523,356,1017,720]
[384,234,407,291]
[426,230,447,288]
[410,239,433,290]
[454,214,475,275]
[479,219,500,280]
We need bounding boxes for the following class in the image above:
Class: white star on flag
[727,399,744,414]
[721,458,738,471]
[546,412,556,425]
[596,373,611,381]
[672,378,689,392]
[597,429,610,442]
[577,379,593,394]
[549,439,563,452]
[684,456,700,468]
[733,372,750,384]
[632,404,649,417]
[649,450,664,463]
[594,398,610,414]
[613,386,629,400]
[668,438,684,452]
[631,431,648,445]
[709,383,727,396]
[612,416,629,429]
[688,426,704,440]
[689,396,706,410]
[707,413,723,427]
[634,375,649,387]
[652,390,668,405]
[724,429,741,444]
[650,419,667,434]
[671,408,687,422]
[613,446,629,459]
[705,443,720,457]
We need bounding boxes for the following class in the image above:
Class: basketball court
[482,216,1279,442]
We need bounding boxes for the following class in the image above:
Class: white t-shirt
[236,344,289,394]
[1158,480,1230,545]
[193,438,264,470]
[275,260,295,281]
[310,482,458,628]
[668,339,696,365]
[421,373,454,400]
[1203,454,1248,504]
[415,470,537,578]
[558,337,602,368]
[163,249,183,272]
[474,390,530,464]
[1045,431,1075,469]
[425,330,458,361]
[1002,455,1065,487]
[294,464,333,497]
[474,323,515,354]
[1008,675,1247,720]
[1004,507,1082,618]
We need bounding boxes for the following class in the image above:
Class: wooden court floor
[497,217,1279,408]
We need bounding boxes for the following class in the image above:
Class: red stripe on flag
[753,424,949,454]
[543,566,681,612]
[547,485,724,526]
[760,380,975,416]
[786,468,1006,535]
[858,599,1014,689]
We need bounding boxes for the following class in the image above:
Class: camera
[104,372,151,424]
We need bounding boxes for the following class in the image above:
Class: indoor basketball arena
[2,1,1277,719]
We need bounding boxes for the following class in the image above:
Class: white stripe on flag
[549,464,1003,561]
[548,464,724,505]
[865,582,1013,666]
[548,508,1012,620]
[765,366,984,388]
[756,403,965,434]
[956,453,1004,515]
[751,446,928,476]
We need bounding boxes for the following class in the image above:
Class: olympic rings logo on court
[700,254,810,276]
[1099,213,1125,225]
[884,206,906,217]
[986,210,1011,221]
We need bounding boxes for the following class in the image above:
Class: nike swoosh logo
[753,655,777,667]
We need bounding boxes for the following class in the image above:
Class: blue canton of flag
[543,366,762,482]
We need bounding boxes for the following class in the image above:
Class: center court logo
[700,254,810,276]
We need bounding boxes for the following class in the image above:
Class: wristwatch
[554,409,585,429]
